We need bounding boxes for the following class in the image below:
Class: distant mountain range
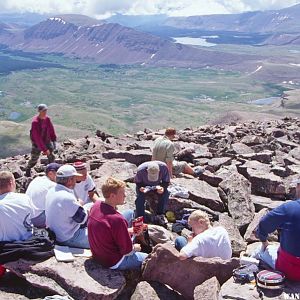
[0,14,259,69]
[106,4,300,46]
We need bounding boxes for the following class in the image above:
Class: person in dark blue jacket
[253,179,300,281]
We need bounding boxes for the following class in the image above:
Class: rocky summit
[0,116,300,299]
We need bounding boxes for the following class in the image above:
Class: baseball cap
[147,162,160,182]
[45,163,61,173]
[37,104,48,112]
[73,161,87,171]
[56,165,83,178]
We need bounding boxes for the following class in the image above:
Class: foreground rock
[4,257,126,300]
[193,277,220,300]
[142,243,239,299]
[130,281,183,300]
[220,276,300,300]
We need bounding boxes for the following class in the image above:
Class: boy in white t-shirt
[175,210,232,260]
[26,163,61,228]
[73,161,101,206]
[0,171,33,242]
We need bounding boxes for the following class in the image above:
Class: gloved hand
[53,141,57,150]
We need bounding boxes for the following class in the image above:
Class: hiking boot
[193,167,204,177]
[25,168,31,177]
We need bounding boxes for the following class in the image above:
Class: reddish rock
[247,169,287,199]
[250,195,286,212]
[194,277,220,300]
[131,281,183,300]
[172,178,225,212]
[231,143,254,155]
[208,157,232,171]
[102,149,152,165]
[142,243,239,300]
[244,208,268,243]
[5,257,126,300]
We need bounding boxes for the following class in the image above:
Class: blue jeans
[135,187,170,218]
[115,251,148,271]
[61,227,90,249]
[175,236,188,251]
[31,211,46,228]
[121,209,135,228]
[253,244,279,269]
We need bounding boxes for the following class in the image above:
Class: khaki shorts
[172,160,188,175]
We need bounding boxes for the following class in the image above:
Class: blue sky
[0,0,299,18]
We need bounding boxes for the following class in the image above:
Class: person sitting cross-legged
[88,177,148,270]
[175,210,232,260]
[135,161,170,222]
[45,165,89,249]
[26,163,61,228]
[0,171,33,242]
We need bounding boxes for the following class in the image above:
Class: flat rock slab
[130,281,183,300]
[5,257,126,300]
[194,277,220,300]
[247,169,286,199]
[220,276,300,300]
[172,178,225,212]
[102,149,152,165]
[250,195,285,212]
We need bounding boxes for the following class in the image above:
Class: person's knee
[175,236,187,251]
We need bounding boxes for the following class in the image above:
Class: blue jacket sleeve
[256,204,288,242]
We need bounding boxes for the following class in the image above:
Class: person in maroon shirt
[26,104,57,177]
[88,177,148,270]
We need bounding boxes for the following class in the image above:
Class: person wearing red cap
[26,163,61,228]
[25,104,57,177]
[73,161,101,206]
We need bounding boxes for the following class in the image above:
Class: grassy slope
[0,48,299,158]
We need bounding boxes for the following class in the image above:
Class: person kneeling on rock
[135,161,170,224]
[174,210,232,260]
[88,177,148,270]
[252,178,300,281]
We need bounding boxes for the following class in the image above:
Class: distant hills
[0,14,258,69]
[106,4,300,46]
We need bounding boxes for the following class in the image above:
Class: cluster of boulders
[0,116,300,299]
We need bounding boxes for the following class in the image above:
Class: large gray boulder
[219,172,255,231]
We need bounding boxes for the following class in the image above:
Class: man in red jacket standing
[26,104,57,177]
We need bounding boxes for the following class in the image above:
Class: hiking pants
[27,143,55,169]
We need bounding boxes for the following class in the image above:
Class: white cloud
[0,0,299,17]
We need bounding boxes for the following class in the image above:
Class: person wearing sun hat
[25,104,57,177]
[134,161,170,221]
[45,165,90,249]
[253,176,300,281]
[26,162,61,228]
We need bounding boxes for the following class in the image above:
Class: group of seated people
[0,128,299,281]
